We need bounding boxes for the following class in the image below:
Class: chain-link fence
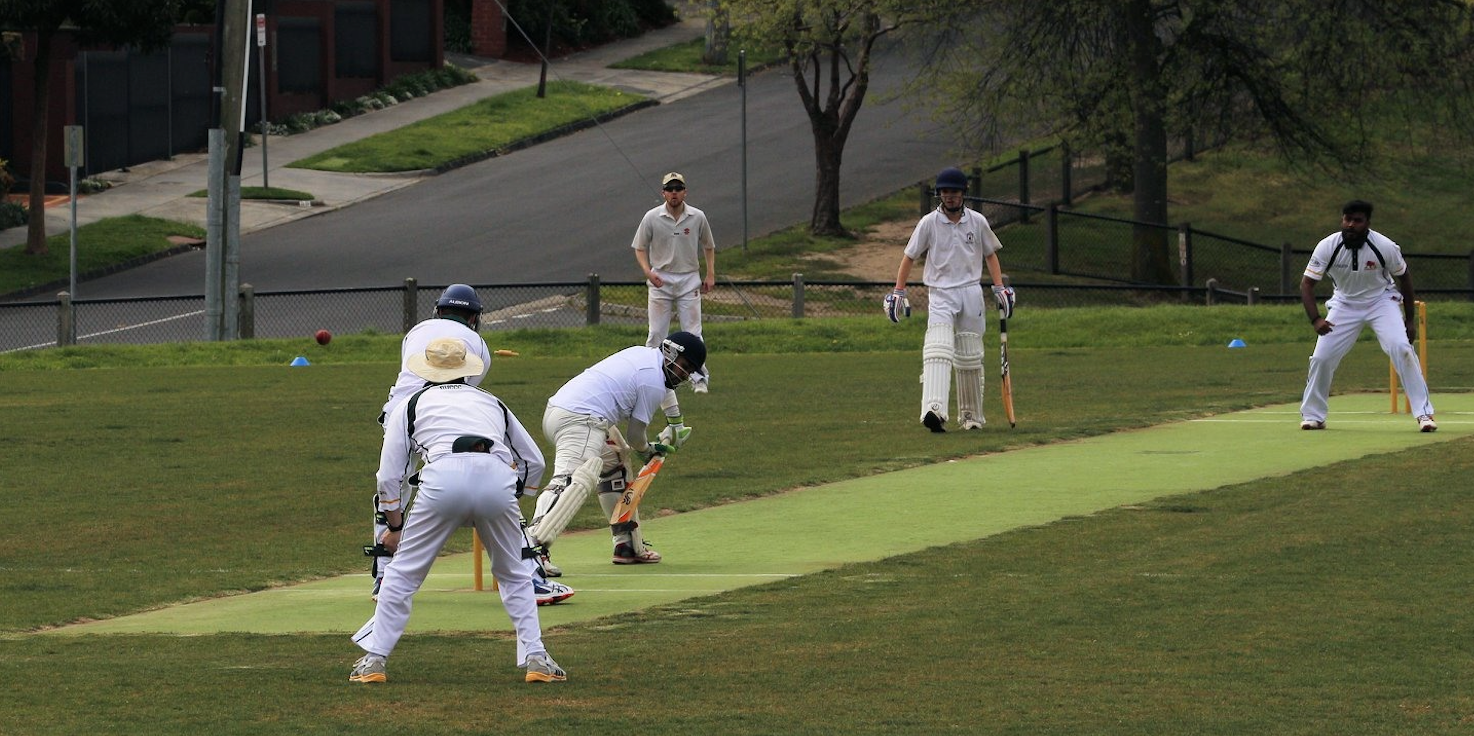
[5,276,1397,353]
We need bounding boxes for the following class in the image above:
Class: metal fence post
[918,181,930,216]
[1017,149,1030,223]
[402,278,417,334]
[1060,143,1073,206]
[57,291,75,346]
[238,283,255,339]
[1280,243,1294,296]
[1205,277,1218,306]
[1046,204,1059,275]
[586,273,601,325]
[1178,224,1193,292]
[792,273,805,318]
[1247,286,1259,306]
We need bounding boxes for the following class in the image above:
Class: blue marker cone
[1227,338,1246,348]
[290,356,310,366]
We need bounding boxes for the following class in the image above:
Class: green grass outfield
[5,310,1474,734]
[55,395,1474,636]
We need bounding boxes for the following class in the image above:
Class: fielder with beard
[1300,199,1436,432]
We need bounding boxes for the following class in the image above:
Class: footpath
[0,13,724,251]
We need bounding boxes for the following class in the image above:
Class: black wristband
[1308,314,1320,324]
[385,521,404,533]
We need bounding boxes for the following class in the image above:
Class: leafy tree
[0,0,180,256]
[922,0,1474,284]
[718,0,944,236]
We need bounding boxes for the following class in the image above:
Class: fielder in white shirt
[350,337,567,685]
[632,171,716,393]
[886,167,1016,432]
[1300,200,1436,432]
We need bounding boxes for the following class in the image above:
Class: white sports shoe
[349,654,387,684]
[524,652,567,683]
[534,578,574,606]
[1300,419,1326,430]
[1417,415,1438,432]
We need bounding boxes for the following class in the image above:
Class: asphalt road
[77,47,958,298]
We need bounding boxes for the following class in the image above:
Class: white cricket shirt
[903,206,1004,289]
[1303,229,1406,303]
[547,346,668,426]
[376,383,545,507]
[631,203,716,273]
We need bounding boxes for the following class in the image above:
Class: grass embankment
[0,215,204,296]
[2,312,1473,732]
[186,186,316,201]
[611,35,785,74]
[290,81,647,173]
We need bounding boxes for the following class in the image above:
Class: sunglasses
[663,186,685,192]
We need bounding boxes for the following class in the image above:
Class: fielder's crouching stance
[350,337,566,684]
[887,167,1015,432]
[524,331,705,570]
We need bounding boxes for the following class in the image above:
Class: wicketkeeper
[886,167,1015,432]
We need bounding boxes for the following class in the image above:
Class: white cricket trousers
[1301,293,1433,422]
[645,270,703,345]
[353,454,547,667]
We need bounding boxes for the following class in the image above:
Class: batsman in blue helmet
[886,167,1016,432]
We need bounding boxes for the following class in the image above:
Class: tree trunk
[1125,0,1172,284]
[810,133,845,235]
[702,0,729,66]
[25,28,53,256]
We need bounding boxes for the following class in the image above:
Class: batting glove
[883,288,911,323]
[640,443,677,464]
[657,423,692,449]
[991,285,1016,320]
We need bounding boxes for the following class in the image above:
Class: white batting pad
[921,323,955,422]
[525,455,601,546]
[954,331,984,426]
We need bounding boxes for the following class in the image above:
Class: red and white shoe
[1417,415,1438,432]
[612,542,662,565]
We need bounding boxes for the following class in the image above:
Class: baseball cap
[661,172,686,189]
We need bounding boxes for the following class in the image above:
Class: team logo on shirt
[683,227,691,235]
[966,233,975,243]
[1366,260,1377,270]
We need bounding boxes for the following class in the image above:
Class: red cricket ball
[315,329,332,345]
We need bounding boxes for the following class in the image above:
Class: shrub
[0,200,27,231]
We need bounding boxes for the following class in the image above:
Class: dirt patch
[829,219,913,282]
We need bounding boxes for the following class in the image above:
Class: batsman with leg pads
[888,167,1016,431]
[526,332,706,568]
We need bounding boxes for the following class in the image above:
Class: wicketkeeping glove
[991,285,1016,320]
[883,288,911,322]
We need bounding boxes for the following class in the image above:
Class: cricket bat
[999,315,1016,428]
[609,453,665,525]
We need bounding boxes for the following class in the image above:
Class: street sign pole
[256,13,268,189]
[63,125,83,304]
